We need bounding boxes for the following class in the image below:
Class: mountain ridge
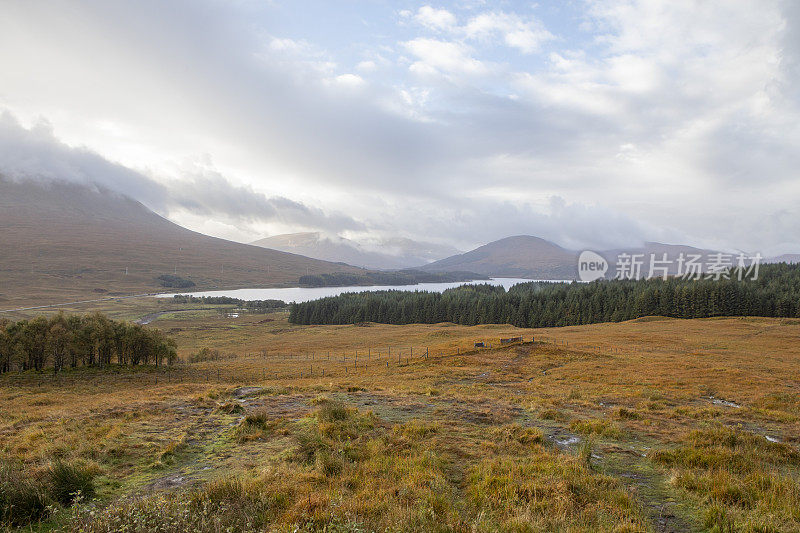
[420,236,773,280]
[420,235,577,279]
[0,177,363,308]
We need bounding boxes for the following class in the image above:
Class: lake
[157,277,550,303]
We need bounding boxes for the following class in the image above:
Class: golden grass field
[1,304,799,531]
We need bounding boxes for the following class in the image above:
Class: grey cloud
[168,171,365,232]
[1,1,799,255]
[0,112,169,208]
[0,111,363,236]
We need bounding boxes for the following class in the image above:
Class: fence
[0,335,653,388]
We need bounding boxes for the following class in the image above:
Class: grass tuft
[47,460,96,506]
[0,461,51,527]
[569,418,622,438]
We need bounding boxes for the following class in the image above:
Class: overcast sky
[1,0,799,255]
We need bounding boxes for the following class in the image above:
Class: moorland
[1,297,799,532]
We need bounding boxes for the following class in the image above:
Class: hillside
[421,236,742,280]
[767,254,800,264]
[252,232,459,270]
[0,178,362,309]
[420,235,577,279]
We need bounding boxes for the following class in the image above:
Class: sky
[1,0,799,256]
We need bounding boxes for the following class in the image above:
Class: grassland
[1,308,799,531]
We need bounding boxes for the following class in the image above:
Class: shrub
[295,428,327,464]
[317,400,350,423]
[493,423,543,447]
[188,348,236,363]
[235,412,285,443]
[0,462,51,527]
[539,408,569,422]
[242,411,270,429]
[315,450,344,477]
[48,461,95,505]
[156,274,196,288]
[216,401,244,414]
[570,418,621,438]
[616,407,640,420]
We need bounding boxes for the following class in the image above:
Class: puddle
[232,386,264,398]
[765,435,782,443]
[707,396,741,408]
[549,434,580,447]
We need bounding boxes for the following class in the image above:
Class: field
[1,306,799,531]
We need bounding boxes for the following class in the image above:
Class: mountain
[251,232,460,270]
[420,235,578,279]
[766,254,800,264]
[599,242,723,278]
[0,178,362,309]
[421,236,742,280]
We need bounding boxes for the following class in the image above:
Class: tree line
[0,313,177,374]
[170,295,287,310]
[289,263,800,327]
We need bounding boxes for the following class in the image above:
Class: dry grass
[0,312,799,530]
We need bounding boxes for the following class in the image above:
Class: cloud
[330,73,366,89]
[463,11,553,53]
[402,38,488,77]
[408,6,553,54]
[0,111,365,238]
[356,60,376,72]
[415,6,457,32]
[0,1,799,256]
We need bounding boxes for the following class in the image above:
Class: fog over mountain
[251,232,460,270]
[0,176,361,308]
[2,1,800,256]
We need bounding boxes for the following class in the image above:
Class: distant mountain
[251,232,460,270]
[599,242,722,278]
[0,178,362,309]
[421,236,749,280]
[766,254,800,264]
[420,235,578,279]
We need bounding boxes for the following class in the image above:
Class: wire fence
[0,335,658,388]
